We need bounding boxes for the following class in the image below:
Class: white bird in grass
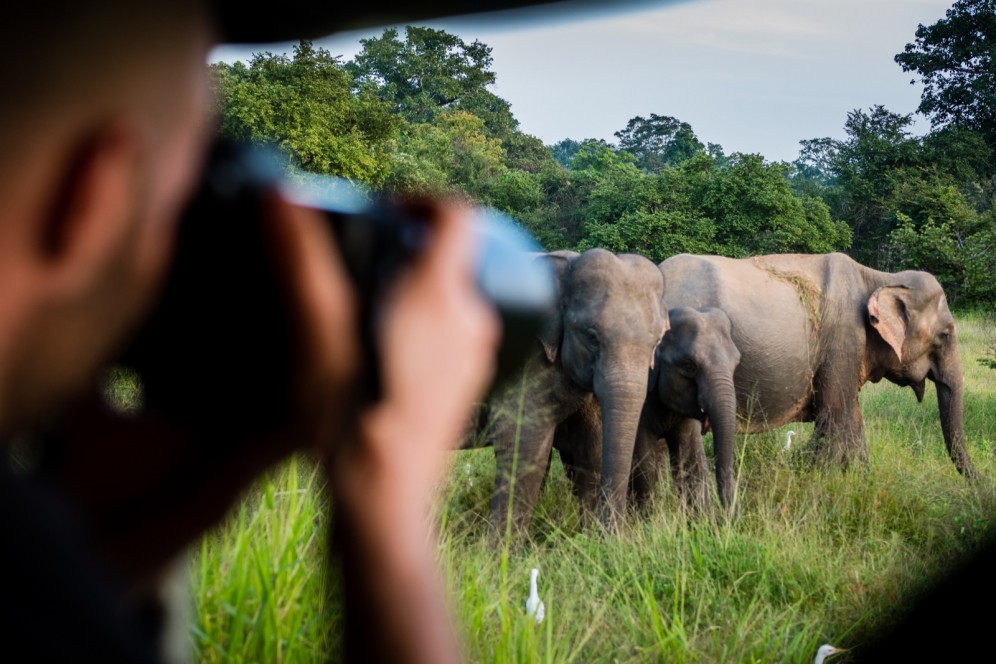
[814,644,847,664]
[525,568,545,624]
[783,429,797,451]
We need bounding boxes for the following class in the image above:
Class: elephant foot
[950,449,981,483]
[681,483,712,515]
[595,498,628,534]
[672,457,711,513]
[487,512,532,545]
[811,435,869,472]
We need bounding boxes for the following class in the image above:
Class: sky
[210,0,955,164]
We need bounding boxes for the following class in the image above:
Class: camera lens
[121,140,555,430]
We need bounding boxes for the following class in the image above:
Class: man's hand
[270,196,500,664]
[326,202,499,664]
[329,202,500,513]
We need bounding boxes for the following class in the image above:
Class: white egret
[814,644,846,664]
[525,568,545,624]
[783,430,797,451]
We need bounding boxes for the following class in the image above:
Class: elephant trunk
[702,374,738,511]
[934,343,978,480]
[594,366,649,529]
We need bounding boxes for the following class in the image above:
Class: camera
[120,140,555,434]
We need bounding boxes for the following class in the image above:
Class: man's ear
[37,123,140,288]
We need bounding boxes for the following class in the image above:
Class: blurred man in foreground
[0,1,501,661]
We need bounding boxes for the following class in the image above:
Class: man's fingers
[420,202,478,287]
[260,194,360,414]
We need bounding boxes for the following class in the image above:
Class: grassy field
[190,313,996,663]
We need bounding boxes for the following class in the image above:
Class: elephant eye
[585,327,599,344]
[677,360,697,378]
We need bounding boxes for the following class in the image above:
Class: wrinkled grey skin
[485,248,669,534]
[633,306,741,511]
[658,253,977,485]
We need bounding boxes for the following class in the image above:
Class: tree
[706,142,730,169]
[886,184,994,305]
[614,114,705,173]
[791,106,921,264]
[895,0,996,147]
[574,151,850,262]
[549,139,584,168]
[383,110,506,200]
[568,139,635,173]
[501,132,558,173]
[212,41,396,185]
[348,26,498,125]
[576,163,719,261]
[963,211,996,306]
[700,153,851,257]
[348,26,556,177]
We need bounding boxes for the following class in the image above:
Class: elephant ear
[646,302,670,393]
[536,252,574,364]
[868,286,910,363]
[649,300,671,371]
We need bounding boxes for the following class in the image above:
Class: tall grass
[190,313,996,662]
[191,459,337,662]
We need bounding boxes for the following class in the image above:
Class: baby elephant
[634,306,741,511]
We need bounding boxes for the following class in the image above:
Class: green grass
[191,459,337,662]
[189,313,996,662]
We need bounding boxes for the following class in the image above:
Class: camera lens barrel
[285,165,557,398]
[122,141,555,431]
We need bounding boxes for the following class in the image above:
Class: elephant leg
[812,366,868,470]
[538,448,554,493]
[630,400,668,511]
[665,434,681,495]
[630,432,666,513]
[665,418,711,511]
[554,398,602,525]
[490,415,557,538]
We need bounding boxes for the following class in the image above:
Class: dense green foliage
[791,105,994,305]
[211,0,995,309]
[211,42,397,185]
[614,114,705,173]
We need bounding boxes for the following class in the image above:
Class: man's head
[0,2,216,429]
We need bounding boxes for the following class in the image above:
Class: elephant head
[539,248,670,526]
[651,306,741,508]
[867,271,977,479]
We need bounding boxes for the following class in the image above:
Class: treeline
[211,0,995,307]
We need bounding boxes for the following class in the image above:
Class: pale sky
[211,0,955,163]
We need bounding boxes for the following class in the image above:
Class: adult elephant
[634,306,741,511]
[486,248,669,534]
[658,253,977,479]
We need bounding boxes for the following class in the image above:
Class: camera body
[121,141,555,435]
